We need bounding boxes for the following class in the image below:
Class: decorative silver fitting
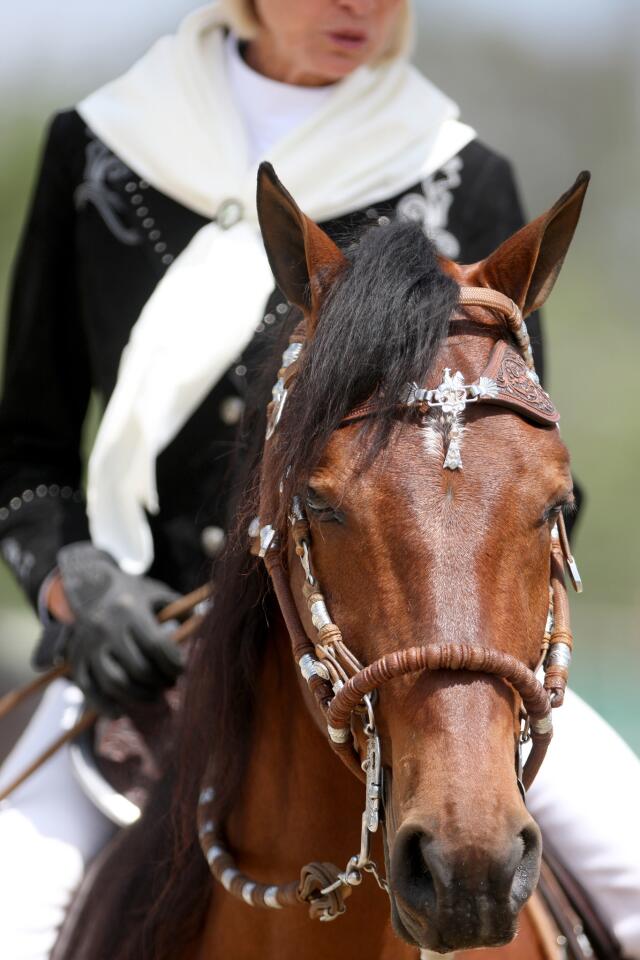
[266,380,287,440]
[530,714,554,736]
[566,555,583,594]
[258,524,278,557]
[242,882,256,905]
[281,342,303,368]
[546,642,572,669]
[199,786,215,805]
[299,540,315,585]
[328,724,351,744]
[364,733,382,833]
[298,654,330,683]
[263,886,282,909]
[404,369,498,471]
[405,369,498,414]
[265,343,303,440]
[221,867,241,891]
[247,516,260,540]
[289,495,305,524]
[310,599,332,631]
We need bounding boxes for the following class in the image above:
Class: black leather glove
[36,542,184,715]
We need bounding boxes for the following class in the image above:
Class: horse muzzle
[388,818,542,952]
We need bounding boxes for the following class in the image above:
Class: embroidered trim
[1,537,36,581]
[396,156,463,258]
[75,136,175,267]
[0,484,83,523]
[124,177,175,267]
[74,138,142,245]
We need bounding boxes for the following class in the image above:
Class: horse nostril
[392,828,439,917]
[510,823,542,907]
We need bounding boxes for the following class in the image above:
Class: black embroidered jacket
[0,109,543,607]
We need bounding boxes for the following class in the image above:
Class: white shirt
[224,33,334,164]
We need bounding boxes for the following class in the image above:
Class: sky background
[0,1,638,754]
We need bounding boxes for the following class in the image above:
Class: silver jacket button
[201,526,226,558]
[216,199,243,230]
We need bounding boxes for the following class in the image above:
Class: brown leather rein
[197,285,582,921]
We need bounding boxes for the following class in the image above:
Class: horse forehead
[325,413,567,510]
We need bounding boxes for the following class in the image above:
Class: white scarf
[79,2,474,574]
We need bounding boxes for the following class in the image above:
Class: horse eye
[305,487,341,522]
[542,492,575,524]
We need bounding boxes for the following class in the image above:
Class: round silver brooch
[216,199,243,230]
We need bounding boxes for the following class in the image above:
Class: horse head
[233,164,589,953]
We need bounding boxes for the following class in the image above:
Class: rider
[0,1,638,957]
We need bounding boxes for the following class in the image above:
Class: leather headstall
[196,283,582,923]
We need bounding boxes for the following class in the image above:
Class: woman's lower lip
[327,32,367,51]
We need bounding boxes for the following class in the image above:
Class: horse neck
[224,606,363,880]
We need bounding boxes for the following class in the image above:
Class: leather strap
[325,641,552,790]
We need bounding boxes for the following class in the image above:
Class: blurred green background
[0,1,638,754]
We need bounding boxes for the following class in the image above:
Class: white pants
[0,681,115,960]
[0,682,639,959]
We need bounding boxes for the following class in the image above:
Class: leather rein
[197,285,582,921]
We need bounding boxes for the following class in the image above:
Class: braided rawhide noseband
[197,285,582,922]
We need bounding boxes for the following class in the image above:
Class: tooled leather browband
[341,339,559,428]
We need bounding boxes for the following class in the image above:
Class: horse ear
[256,162,347,324]
[474,171,590,316]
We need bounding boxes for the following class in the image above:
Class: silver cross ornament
[405,368,498,470]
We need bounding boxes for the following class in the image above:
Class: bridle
[197,285,582,921]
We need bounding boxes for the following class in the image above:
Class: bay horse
[54,164,589,960]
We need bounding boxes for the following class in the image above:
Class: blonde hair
[219,0,414,62]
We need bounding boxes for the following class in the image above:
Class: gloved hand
[36,542,184,715]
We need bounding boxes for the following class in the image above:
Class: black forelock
[275,219,459,505]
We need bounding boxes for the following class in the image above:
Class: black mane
[74,221,459,959]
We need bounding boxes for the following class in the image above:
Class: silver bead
[61,486,72,499]
[201,525,226,558]
[131,194,143,205]
[49,484,59,496]
[234,364,247,377]
[242,882,256,905]
[0,508,9,521]
[22,489,34,503]
[264,887,282,909]
[154,242,167,253]
[36,485,47,497]
[276,303,288,314]
[125,182,137,193]
[149,229,161,241]
[328,724,351,744]
[255,322,265,334]
[263,313,276,325]
[136,207,149,218]
[142,218,154,229]
[219,396,245,426]
[207,845,226,865]
[378,215,391,226]
[139,180,150,190]
[199,786,215,805]
[366,207,379,219]
[161,254,174,266]
[221,867,240,891]
[9,497,21,511]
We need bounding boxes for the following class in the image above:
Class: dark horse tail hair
[55,221,458,959]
